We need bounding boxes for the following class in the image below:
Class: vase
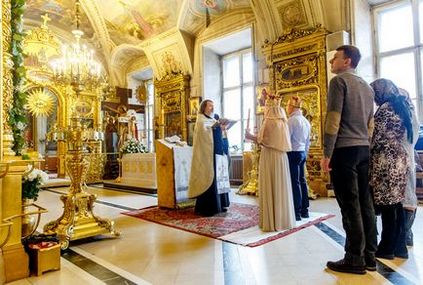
[22,198,37,238]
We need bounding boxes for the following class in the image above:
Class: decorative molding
[2,0,15,156]
[263,24,326,47]
[277,0,308,30]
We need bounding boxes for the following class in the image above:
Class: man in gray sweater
[321,45,377,274]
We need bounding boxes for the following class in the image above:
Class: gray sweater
[323,70,374,158]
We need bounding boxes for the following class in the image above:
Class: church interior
[1,0,423,284]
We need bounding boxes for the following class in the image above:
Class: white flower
[24,166,49,183]
[16,122,26,130]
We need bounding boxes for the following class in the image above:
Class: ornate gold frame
[154,73,190,141]
[262,26,329,196]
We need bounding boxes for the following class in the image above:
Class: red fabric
[122,203,335,247]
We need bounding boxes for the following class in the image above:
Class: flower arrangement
[22,168,49,201]
[120,138,147,154]
[10,0,28,155]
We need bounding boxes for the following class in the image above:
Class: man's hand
[320,157,331,172]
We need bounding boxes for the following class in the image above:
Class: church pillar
[2,0,15,157]
[1,1,30,281]
[1,165,29,282]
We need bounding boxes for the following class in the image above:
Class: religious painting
[281,64,310,81]
[277,87,321,149]
[25,0,95,39]
[165,112,181,138]
[189,97,201,120]
[256,85,270,114]
[99,0,182,45]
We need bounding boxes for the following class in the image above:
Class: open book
[212,118,237,130]
[164,135,181,143]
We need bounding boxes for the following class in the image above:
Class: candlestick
[246,108,251,131]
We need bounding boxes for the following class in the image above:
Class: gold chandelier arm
[75,0,81,30]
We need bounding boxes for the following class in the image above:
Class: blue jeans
[330,146,377,265]
[287,151,309,217]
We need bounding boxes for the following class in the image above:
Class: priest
[188,99,230,216]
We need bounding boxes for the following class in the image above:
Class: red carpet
[122,203,334,247]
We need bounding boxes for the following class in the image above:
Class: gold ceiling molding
[156,51,184,81]
[23,14,61,68]
[79,0,113,81]
[263,24,326,47]
[278,0,308,30]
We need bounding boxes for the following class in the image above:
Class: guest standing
[286,96,311,221]
[245,95,295,232]
[188,99,230,216]
[399,88,419,249]
[321,45,377,274]
[370,79,414,259]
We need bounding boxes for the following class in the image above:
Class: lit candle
[246,108,251,132]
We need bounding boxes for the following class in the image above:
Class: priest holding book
[188,99,233,216]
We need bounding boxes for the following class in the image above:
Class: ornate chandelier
[50,0,102,93]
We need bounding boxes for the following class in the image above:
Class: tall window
[145,80,154,151]
[222,49,254,153]
[373,0,422,116]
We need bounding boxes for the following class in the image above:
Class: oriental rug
[122,203,334,247]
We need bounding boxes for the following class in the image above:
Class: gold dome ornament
[25,89,55,117]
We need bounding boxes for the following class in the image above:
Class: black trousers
[377,203,406,256]
[287,151,309,216]
[330,146,378,266]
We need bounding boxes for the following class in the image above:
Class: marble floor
[7,185,423,285]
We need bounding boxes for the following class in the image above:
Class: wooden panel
[46,156,57,172]
[155,140,176,208]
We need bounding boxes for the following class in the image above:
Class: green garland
[10,0,27,155]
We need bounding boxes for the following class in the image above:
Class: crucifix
[41,13,51,28]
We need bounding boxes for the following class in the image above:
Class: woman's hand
[245,130,257,142]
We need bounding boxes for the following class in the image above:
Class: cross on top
[41,13,51,28]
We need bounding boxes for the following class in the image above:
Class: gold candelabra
[43,113,119,249]
[237,142,260,196]
[44,0,119,249]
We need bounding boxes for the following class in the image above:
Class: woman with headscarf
[370,79,414,259]
[398,88,419,249]
[245,95,295,232]
[188,99,230,216]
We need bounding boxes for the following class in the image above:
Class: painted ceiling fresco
[181,0,251,34]
[99,0,182,45]
[25,0,95,39]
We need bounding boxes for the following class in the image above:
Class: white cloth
[173,146,193,202]
[188,114,215,198]
[215,154,230,194]
[258,146,296,232]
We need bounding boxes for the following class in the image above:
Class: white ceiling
[203,28,252,55]
[367,0,392,6]
[130,68,153,81]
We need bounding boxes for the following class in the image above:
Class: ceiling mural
[98,0,182,45]
[25,0,95,39]
[181,0,251,35]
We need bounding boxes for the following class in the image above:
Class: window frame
[373,0,423,119]
[144,80,155,151]
[221,48,254,154]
